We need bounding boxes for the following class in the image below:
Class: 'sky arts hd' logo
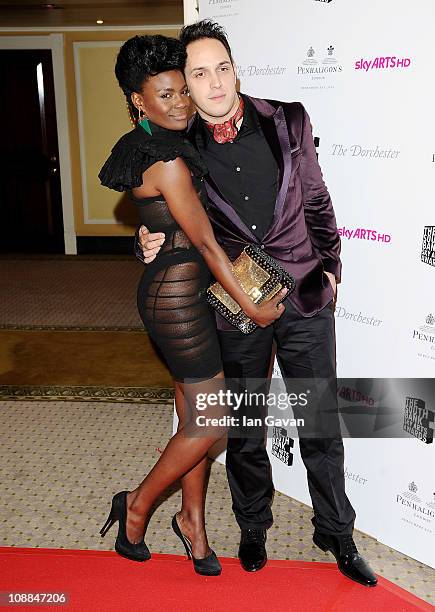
[421,226,435,267]
[355,56,412,71]
[338,226,391,243]
[403,396,434,444]
[271,427,294,466]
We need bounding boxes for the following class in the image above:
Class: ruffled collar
[98,117,208,192]
[126,121,208,176]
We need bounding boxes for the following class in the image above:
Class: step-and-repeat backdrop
[192,0,435,567]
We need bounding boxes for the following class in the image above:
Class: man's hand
[139,225,165,263]
[324,271,337,301]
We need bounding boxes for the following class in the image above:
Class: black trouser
[218,299,356,536]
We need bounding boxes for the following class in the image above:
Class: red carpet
[0,547,431,611]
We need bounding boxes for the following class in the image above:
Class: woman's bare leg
[126,372,226,554]
[173,382,212,558]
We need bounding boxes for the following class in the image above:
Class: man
[136,19,376,587]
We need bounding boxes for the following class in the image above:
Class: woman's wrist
[242,300,259,319]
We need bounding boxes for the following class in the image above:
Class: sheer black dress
[99,123,222,383]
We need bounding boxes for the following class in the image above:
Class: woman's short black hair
[179,19,233,63]
[115,35,187,120]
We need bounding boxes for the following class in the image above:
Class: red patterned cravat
[204,96,245,144]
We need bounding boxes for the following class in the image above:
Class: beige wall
[0,28,180,238]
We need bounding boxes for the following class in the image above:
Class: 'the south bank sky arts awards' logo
[403,397,434,444]
[421,226,435,267]
[271,427,294,466]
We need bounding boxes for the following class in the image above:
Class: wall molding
[0,25,182,33]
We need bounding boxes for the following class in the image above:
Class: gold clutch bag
[206,245,296,334]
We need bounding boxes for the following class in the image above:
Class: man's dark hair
[179,19,233,63]
[115,35,186,120]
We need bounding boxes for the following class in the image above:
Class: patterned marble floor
[0,400,433,605]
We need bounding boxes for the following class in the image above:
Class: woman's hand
[245,288,288,328]
[146,158,289,324]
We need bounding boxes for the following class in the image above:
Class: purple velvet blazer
[133,95,341,331]
[189,95,341,330]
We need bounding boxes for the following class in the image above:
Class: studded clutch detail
[206,245,296,334]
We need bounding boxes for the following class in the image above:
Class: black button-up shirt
[195,95,278,240]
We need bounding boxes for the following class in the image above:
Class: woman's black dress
[99,124,222,383]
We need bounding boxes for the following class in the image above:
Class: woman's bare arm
[133,158,286,328]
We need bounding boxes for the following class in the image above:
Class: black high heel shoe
[100,490,151,562]
[171,513,222,576]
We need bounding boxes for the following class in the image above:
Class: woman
[98,35,286,576]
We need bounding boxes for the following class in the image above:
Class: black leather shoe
[238,529,267,572]
[313,532,377,587]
